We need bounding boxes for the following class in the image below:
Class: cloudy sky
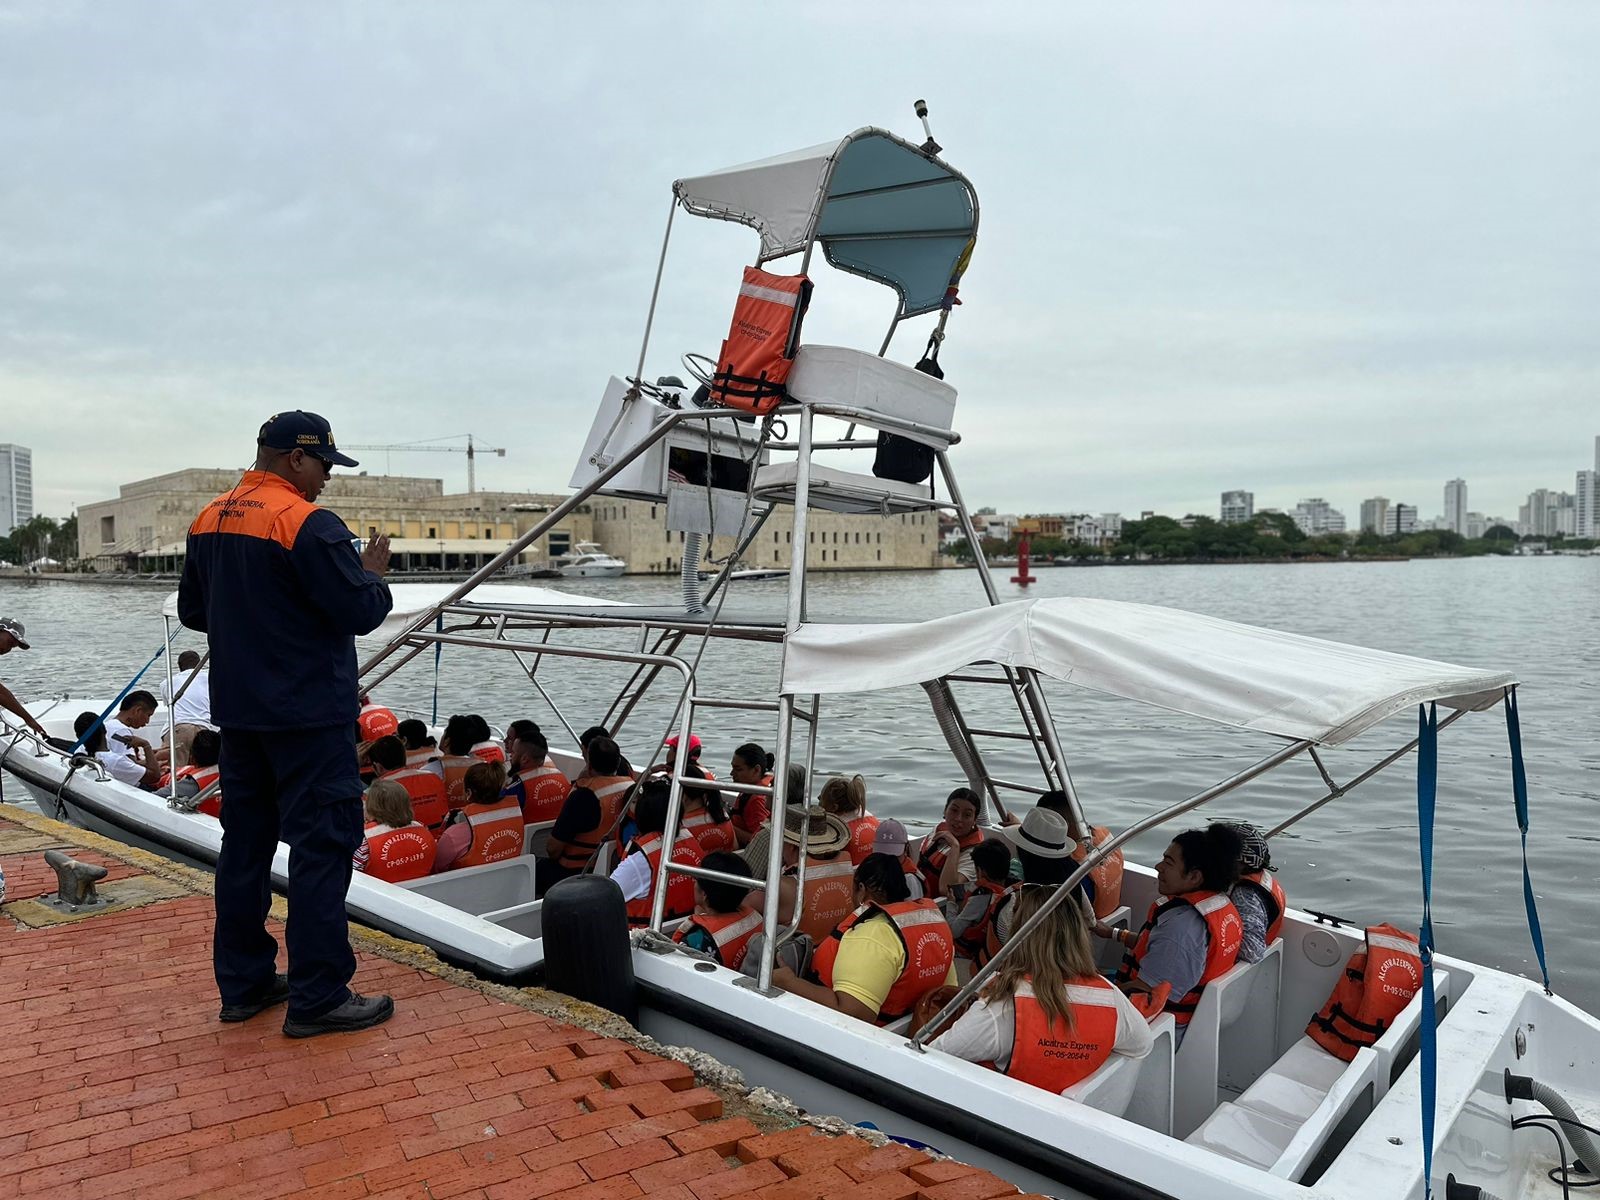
[3,1,1596,525]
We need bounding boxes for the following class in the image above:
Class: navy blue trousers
[215,725,363,1022]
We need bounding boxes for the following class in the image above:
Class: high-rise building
[0,445,33,537]
[1292,497,1347,535]
[1220,490,1253,524]
[1519,489,1576,538]
[1359,497,1390,534]
[1578,471,1598,540]
[1386,504,1418,535]
[1443,478,1467,535]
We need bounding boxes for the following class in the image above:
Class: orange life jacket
[1236,869,1287,945]
[673,907,763,971]
[916,823,985,896]
[470,741,506,764]
[510,762,572,827]
[1000,975,1121,1091]
[357,702,399,743]
[811,899,955,1024]
[731,774,774,836]
[361,821,437,882]
[555,775,632,871]
[1116,891,1242,1026]
[386,766,449,833]
[1306,924,1423,1062]
[176,763,222,818]
[982,882,1024,968]
[954,878,1010,962]
[682,806,737,855]
[452,797,525,868]
[791,855,857,943]
[624,830,705,926]
[709,267,813,414]
[440,755,477,808]
[846,814,879,866]
[405,746,441,771]
[1071,825,1124,919]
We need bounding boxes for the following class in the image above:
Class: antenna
[914,98,942,156]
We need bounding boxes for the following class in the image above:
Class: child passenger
[915,788,985,898]
[673,850,759,970]
[947,838,1015,965]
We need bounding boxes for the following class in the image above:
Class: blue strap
[1417,702,1438,1200]
[68,630,179,753]
[1504,687,1551,993]
[430,612,443,726]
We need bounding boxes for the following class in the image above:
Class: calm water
[3,557,1597,1007]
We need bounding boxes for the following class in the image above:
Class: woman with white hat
[747,805,856,942]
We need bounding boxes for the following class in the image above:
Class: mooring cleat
[42,849,110,911]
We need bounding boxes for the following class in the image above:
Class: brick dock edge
[0,803,1039,1200]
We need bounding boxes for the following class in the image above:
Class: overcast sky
[3,2,1596,525]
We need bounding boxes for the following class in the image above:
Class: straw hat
[997,808,1074,859]
[781,805,852,856]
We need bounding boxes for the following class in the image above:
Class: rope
[1505,687,1552,993]
[1417,702,1439,1200]
[68,629,179,754]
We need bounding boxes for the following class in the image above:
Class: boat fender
[542,874,637,1025]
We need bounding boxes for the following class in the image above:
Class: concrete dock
[0,805,1032,1200]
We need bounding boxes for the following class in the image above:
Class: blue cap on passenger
[257,411,360,468]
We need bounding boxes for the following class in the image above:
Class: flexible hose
[681,532,704,614]
[1444,1175,1506,1200]
[921,679,987,799]
[1506,1070,1599,1174]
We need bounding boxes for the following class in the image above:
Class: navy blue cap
[257,411,359,468]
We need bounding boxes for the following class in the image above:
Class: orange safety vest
[361,821,437,882]
[555,775,632,871]
[709,267,813,414]
[1116,891,1242,1025]
[405,746,441,771]
[1001,976,1121,1091]
[731,774,774,836]
[624,830,705,926]
[792,855,857,943]
[176,764,222,818]
[682,807,737,855]
[387,766,450,833]
[1071,825,1125,919]
[916,823,985,896]
[1306,924,1423,1062]
[440,755,477,808]
[453,797,525,868]
[673,907,762,971]
[510,762,572,826]
[981,883,1024,968]
[357,702,399,743]
[846,814,879,866]
[1236,869,1287,945]
[811,899,955,1024]
[954,878,1010,962]
[470,740,506,764]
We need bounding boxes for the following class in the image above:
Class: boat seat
[787,345,957,449]
[1173,941,1283,1138]
[1092,905,1132,975]
[752,460,936,515]
[1064,1013,1176,1136]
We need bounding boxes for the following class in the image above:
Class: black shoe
[219,973,291,1023]
[282,992,395,1039]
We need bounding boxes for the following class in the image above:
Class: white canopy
[780,597,1516,746]
[164,582,630,641]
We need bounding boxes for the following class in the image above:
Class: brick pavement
[0,809,1038,1200]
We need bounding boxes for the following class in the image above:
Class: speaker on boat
[542,875,637,1025]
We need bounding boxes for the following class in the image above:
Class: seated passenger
[673,850,759,970]
[680,777,737,855]
[575,724,635,783]
[726,742,775,848]
[171,728,223,817]
[433,760,523,872]
[931,883,1153,1089]
[738,763,808,873]
[947,838,1015,965]
[539,735,632,893]
[1036,789,1124,918]
[746,806,857,942]
[612,779,706,926]
[770,853,957,1025]
[818,774,877,865]
[439,714,503,805]
[649,732,715,784]
[915,787,985,899]
[1101,823,1244,1041]
[986,809,1094,965]
[356,692,399,743]
[871,819,925,900]
[1227,822,1285,964]
[503,722,571,828]
[355,779,437,882]
[367,734,449,832]
[397,718,442,774]
[74,710,161,791]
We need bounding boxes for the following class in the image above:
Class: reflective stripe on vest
[469,741,506,763]
[624,831,704,926]
[177,764,222,817]
[1115,890,1242,1026]
[357,703,398,742]
[362,821,437,882]
[810,898,955,1024]
[1306,923,1423,1062]
[1070,825,1125,919]
[515,763,571,826]
[955,880,1009,959]
[1004,976,1120,1091]
[557,775,632,870]
[682,808,737,855]
[454,800,524,868]
[795,856,857,943]
[1237,870,1287,944]
[673,907,762,971]
[389,767,449,832]
[709,267,812,414]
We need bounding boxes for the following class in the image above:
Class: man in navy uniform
[178,411,396,1037]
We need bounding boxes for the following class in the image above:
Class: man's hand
[361,533,392,578]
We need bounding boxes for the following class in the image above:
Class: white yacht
[555,541,626,578]
[7,120,1597,1200]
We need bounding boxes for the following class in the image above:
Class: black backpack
[871,336,942,485]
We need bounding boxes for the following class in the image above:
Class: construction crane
[340,434,507,493]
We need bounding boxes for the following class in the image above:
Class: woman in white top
[932,883,1153,1090]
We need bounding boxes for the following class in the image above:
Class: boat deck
[0,804,1034,1200]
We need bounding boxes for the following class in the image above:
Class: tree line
[0,515,79,568]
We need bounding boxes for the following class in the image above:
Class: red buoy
[1011,531,1036,585]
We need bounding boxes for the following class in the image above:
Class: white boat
[7,120,1598,1200]
[555,542,626,578]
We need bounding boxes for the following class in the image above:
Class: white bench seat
[1173,942,1283,1138]
[787,345,957,447]
[752,460,936,515]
